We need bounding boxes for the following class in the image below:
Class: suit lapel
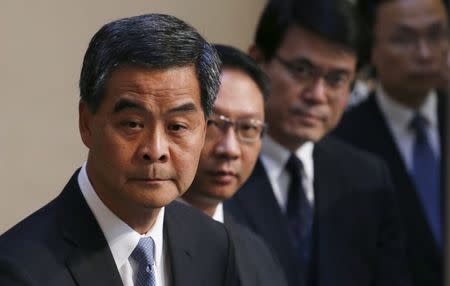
[163,203,196,286]
[234,159,305,284]
[437,92,447,223]
[57,172,123,286]
[313,139,350,218]
[222,214,247,286]
[313,139,351,286]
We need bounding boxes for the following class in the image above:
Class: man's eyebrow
[293,57,351,74]
[394,25,418,35]
[427,22,448,32]
[330,69,352,75]
[290,57,314,67]
[167,102,199,114]
[395,21,447,34]
[113,99,146,113]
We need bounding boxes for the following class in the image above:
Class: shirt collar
[211,203,224,223]
[376,85,438,132]
[78,163,165,270]
[261,135,314,180]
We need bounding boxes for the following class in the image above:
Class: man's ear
[79,101,93,149]
[248,44,265,64]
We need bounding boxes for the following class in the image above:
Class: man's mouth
[207,170,238,185]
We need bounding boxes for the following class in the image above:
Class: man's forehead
[376,0,448,28]
[278,25,357,71]
[214,86,264,118]
[106,65,199,93]
[100,65,202,112]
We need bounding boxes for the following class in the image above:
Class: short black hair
[357,0,449,68]
[213,44,270,102]
[79,13,221,116]
[254,0,360,61]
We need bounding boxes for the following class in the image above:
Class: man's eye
[427,28,447,43]
[239,122,261,138]
[239,123,258,131]
[168,123,188,132]
[121,121,143,129]
[292,64,311,77]
[391,34,415,45]
[326,73,349,87]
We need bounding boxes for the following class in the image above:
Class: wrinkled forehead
[101,65,202,112]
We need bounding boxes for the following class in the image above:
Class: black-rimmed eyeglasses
[274,55,352,90]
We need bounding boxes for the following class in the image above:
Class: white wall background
[0,0,266,233]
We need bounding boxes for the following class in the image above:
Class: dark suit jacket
[225,136,410,286]
[223,212,287,286]
[333,93,446,286]
[0,170,239,286]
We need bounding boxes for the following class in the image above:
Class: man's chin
[136,190,180,209]
[287,128,324,144]
[206,186,237,202]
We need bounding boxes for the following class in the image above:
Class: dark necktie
[410,113,442,247]
[131,237,156,286]
[285,154,314,269]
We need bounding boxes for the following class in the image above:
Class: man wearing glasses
[225,0,410,285]
[334,0,449,285]
[182,44,287,286]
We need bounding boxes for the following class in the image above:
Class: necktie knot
[285,154,304,178]
[409,113,429,139]
[131,237,155,267]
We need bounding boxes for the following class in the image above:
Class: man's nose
[303,77,327,103]
[214,127,241,160]
[417,38,432,60]
[139,127,169,163]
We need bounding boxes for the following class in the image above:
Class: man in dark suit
[181,44,287,286]
[0,14,238,286]
[334,1,449,285]
[225,1,411,285]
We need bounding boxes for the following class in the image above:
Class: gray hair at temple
[79,13,221,117]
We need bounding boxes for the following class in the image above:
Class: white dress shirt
[211,202,225,223]
[78,163,169,286]
[375,86,440,172]
[260,135,315,212]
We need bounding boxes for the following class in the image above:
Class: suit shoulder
[0,196,61,246]
[166,201,229,239]
[225,217,287,285]
[319,136,383,164]
[227,219,267,250]
[341,95,375,121]
[334,95,376,136]
[0,172,79,246]
[168,200,221,225]
[165,202,239,285]
[224,214,276,262]
[317,136,390,181]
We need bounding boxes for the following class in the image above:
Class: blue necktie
[131,237,156,286]
[410,113,442,248]
[285,154,313,269]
